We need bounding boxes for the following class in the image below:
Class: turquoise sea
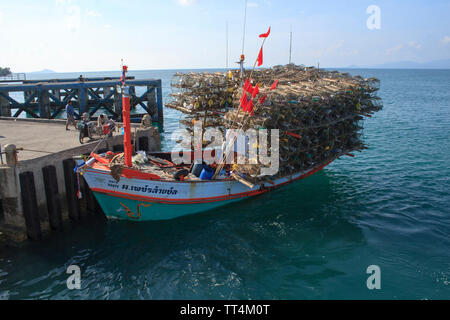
[0,68,449,299]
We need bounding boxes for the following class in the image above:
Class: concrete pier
[0,117,162,242]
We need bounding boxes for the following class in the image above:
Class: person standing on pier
[65,101,76,130]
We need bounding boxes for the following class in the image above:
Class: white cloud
[86,9,101,18]
[441,36,450,44]
[408,41,422,49]
[64,5,81,32]
[386,44,403,55]
[386,41,422,55]
[313,40,345,58]
[247,2,259,7]
[177,0,195,6]
[56,0,73,5]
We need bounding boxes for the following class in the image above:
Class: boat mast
[238,0,248,85]
[226,21,229,69]
[121,65,133,167]
[289,25,293,64]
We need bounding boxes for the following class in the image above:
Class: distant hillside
[347,59,450,69]
[29,69,56,74]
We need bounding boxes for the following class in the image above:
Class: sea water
[0,68,449,299]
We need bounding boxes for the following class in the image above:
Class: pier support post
[4,144,18,166]
[156,81,164,128]
[147,86,157,122]
[0,92,11,117]
[78,87,88,117]
[0,165,26,239]
[82,175,96,215]
[63,159,81,221]
[42,165,63,231]
[39,89,50,119]
[104,86,111,99]
[19,171,42,240]
[0,199,4,222]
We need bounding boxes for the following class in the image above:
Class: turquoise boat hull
[93,192,242,221]
[82,154,334,222]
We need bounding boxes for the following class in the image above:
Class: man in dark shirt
[65,101,76,130]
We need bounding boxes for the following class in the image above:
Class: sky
[1,0,449,72]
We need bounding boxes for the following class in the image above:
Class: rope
[19,148,54,154]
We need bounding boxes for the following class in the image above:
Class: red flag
[252,85,259,98]
[270,79,278,90]
[259,27,271,38]
[244,79,254,95]
[259,94,267,104]
[257,47,263,67]
[246,99,254,115]
[244,79,250,91]
[240,92,248,111]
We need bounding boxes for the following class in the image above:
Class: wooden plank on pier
[78,175,90,219]
[63,159,81,221]
[81,175,96,215]
[42,165,63,231]
[0,199,4,222]
[19,171,42,240]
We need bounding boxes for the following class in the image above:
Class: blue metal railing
[0,78,164,128]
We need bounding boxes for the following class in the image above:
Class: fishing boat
[80,65,332,222]
[81,150,334,221]
[79,25,381,221]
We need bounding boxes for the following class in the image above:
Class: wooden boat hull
[83,160,333,221]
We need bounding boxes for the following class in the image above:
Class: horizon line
[21,66,450,74]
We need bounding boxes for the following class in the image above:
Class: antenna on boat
[237,0,248,85]
[289,25,293,64]
[226,21,229,69]
[241,0,248,57]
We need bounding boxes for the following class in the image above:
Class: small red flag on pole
[252,85,259,98]
[240,92,248,111]
[246,99,254,115]
[244,79,254,95]
[259,27,271,38]
[259,94,267,104]
[270,79,278,90]
[257,47,263,67]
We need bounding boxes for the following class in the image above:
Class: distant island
[346,59,450,69]
[29,69,56,74]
